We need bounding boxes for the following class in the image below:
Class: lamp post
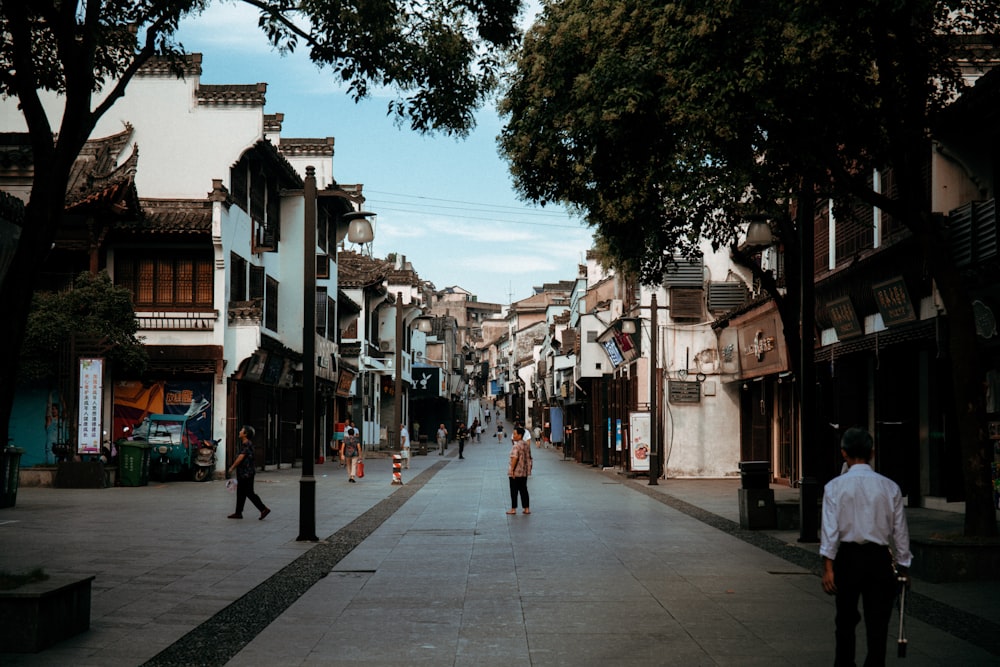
[648,293,659,485]
[299,168,375,542]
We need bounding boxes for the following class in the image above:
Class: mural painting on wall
[113,380,213,446]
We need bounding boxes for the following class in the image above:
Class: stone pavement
[1,425,998,666]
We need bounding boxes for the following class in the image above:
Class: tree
[0,0,523,468]
[499,0,1000,535]
[20,271,147,383]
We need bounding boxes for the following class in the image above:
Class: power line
[368,204,586,229]
[364,189,572,217]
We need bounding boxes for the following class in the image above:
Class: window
[231,154,281,252]
[316,287,327,336]
[117,251,213,309]
[265,276,279,331]
[249,265,264,301]
[231,253,247,301]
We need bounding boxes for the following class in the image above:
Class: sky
[174,2,594,307]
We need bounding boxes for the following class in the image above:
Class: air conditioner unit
[415,350,424,358]
[379,340,393,352]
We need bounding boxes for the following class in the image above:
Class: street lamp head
[620,318,638,334]
[343,211,376,244]
[744,219,774,248]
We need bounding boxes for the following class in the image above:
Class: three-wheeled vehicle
[135,413,217,482]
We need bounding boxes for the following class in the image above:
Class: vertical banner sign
[78,357,104,454]
[607,417,612,451]
[629,412,650,471]
[615,418,623,452]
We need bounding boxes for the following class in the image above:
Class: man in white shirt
[820,427,912,667]
[399,423,410,469]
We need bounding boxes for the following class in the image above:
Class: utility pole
[648,292,659,486]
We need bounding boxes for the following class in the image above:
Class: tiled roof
[197,83,267,107]
[338,250,391,288]
[128,199,213,234]
[264,113,284,133]
[279,138,335,157]
[138,53,203,77]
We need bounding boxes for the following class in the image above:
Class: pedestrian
[227,425,271,520]
[471,417,481,443]
[339,419,362,482]
[400,422,410,469]
[820,427,912,667]
[484,411,491,426]
[516,420,532,446]
[457,423,468,459]
[436,423,448,455]
[506,426,532,515]
[496,423,505,443]
[533,425,541,448]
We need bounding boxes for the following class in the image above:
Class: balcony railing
[137,310,219,331]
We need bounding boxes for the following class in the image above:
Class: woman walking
[506,427,532,515]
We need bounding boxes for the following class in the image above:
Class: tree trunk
[0,188,64,449]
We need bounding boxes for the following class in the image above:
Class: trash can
[118,441,150,487]
[1,446,24,508]
[738,460,771,489]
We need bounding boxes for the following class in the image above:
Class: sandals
[505,509,516,515]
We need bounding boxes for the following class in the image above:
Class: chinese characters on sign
[826,296,863,339]
[77,357,103,454]
[872,277,916,326]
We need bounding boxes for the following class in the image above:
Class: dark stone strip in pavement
[618,475,1000,657]
[142,463,448,667]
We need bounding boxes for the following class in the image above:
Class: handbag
[356,460,365,478]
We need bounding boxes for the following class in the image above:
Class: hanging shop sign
[336,368,355,397]
[827,296,863,339]
[872,276,916,327]
[734,309,789,380]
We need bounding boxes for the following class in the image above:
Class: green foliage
[499,0,1000,283]
[19,272,146,382]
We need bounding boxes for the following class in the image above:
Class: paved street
[1,424,998,666]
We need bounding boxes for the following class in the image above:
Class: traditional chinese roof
[138,53,203,77]
[197,83,267,107]
[338,250,391,288]
[278,137,335,158]
[127,198,213,235]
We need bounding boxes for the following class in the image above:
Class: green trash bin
[118,441,150,487]
[1,446,24,508]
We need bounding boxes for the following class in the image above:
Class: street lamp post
[299,169,375,542]
[299,167,319,541]
[648,292,659,486]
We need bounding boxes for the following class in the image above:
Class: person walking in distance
[339,419,362,482]
[227,425,271,520]
[399,422,411,469]
[506,427,532,515]
[436,423,448,455]
[820,427,911,667]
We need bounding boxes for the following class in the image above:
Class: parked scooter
[193,438,220,482]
